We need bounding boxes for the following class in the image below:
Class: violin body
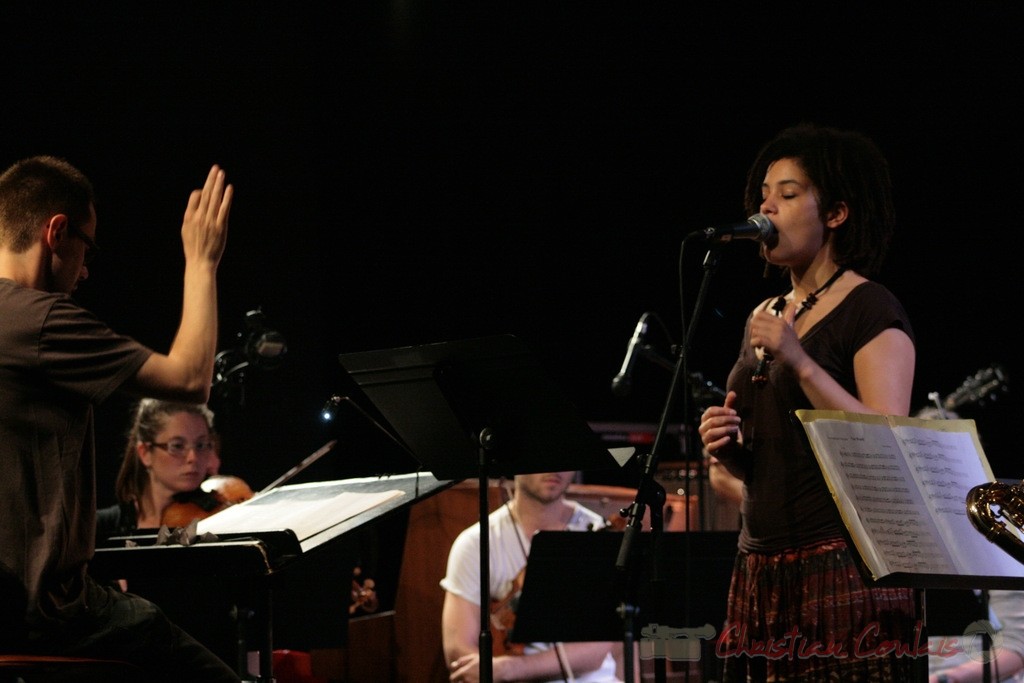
[161,475,254,528]
[489,566,526,657]
[201,475,254,503]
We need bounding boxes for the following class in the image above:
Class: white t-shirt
[929,590,1024,682]
[441,501,621,683]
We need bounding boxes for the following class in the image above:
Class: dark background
[4,3,1020,502]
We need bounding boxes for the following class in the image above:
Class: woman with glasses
[97,398,228,538]
[96,398,254,671]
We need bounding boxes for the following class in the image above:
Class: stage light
[321,395,342,423]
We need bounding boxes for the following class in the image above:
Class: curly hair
[743,123,895,278]
[113,399,216,504]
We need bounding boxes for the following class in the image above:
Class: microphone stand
[616,235,723,683]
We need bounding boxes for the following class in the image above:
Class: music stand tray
[338,334,618,479]
[339,335,624,683]
[512,531,737,646]
[92,472,454,681]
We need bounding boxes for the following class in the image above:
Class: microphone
[611,314,650,397]
[703,213,775,243]
[242,308,287,368]
[211,307,287,399]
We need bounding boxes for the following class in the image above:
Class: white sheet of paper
[197,481,404,541]
[801,412,1024,582]
[805,418,956,577]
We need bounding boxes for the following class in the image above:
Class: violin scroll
[350,567,379,615]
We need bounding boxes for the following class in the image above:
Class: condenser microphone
[703,213,775,243]
[611,315,649,397]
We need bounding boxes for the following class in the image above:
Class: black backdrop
[3,3,1021,501]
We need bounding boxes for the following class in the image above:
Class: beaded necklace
[751,267,847,384]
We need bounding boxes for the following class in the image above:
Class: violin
[489,566,526,657]
[490,565,575,678]
[160,474,255,528]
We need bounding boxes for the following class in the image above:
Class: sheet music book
[795,410,1024,588]
[197,480,404,542]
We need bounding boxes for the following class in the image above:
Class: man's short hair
[0,155,95,252]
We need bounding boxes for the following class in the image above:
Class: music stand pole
[477,428,495,683]
[981,588,992,683]
[618,601,639,683]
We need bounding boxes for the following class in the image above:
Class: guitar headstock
[942,364,1010,412]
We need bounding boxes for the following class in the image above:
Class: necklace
[751,267,847,384]
[503,498,531,563]
[791,266,847,322]
[501,500,577,680]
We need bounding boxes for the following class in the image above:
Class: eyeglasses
[149,439,216,458]
[68,224,99,265]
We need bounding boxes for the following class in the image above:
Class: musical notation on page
[197,481,403,542]
[796,410,1024,586]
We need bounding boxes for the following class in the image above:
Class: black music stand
[339,334,620,683]
[512,531,736,679]
[792,411,1024,683]
[92,472,454,683]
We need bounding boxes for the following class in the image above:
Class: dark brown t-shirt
[723,281,914,554]
[0,278,152,631]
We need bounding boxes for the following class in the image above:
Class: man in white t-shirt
[441,471,623,683]
[928,590,1024,683]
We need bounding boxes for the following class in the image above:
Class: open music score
[796,410,1024,588]
[197,480,403,542]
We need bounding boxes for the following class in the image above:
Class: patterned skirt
[715,538,923,682]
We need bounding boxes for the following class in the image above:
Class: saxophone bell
[967,480,1024,565]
